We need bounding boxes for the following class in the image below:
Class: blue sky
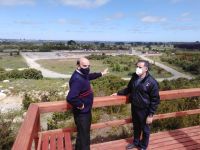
[0,0,200,42]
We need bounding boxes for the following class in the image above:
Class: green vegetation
[37,55,172,78]
[37,58,108,74]
[0,110,23,150]
[0,54,28,69]
[90,55,171,78]
[0,68,43,81]
[161,52,200,75]
[1,78,67,94]
[148,55,193,76]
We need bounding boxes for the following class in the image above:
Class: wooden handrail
[12,88,200,150]
[37,88,200,113]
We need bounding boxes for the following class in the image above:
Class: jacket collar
[75,69,88,79]
[134,72,150,83]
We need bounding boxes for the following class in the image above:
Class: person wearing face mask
[112,60,160,150]
[66,57,108,150]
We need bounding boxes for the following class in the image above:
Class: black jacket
[118,73,160,115]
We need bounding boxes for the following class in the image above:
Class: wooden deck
[91,126,200,150]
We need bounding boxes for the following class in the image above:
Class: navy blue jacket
[118,73,160,115]
[66,70,102,114]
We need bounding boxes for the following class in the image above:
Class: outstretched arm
[89,68,109,80]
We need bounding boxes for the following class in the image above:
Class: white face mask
[136,67,143,75]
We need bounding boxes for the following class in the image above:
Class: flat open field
[0,53,28,69]
[36,59,108,74]
[37,57,172,78]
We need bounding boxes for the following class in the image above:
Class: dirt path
[21,52,72,78]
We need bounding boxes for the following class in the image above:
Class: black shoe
[126,143,138,149]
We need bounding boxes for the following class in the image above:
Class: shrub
[0,111,22,150]
[7,69,23,79]
[0,67,5,73]
[22,69,43,79]
[23,93,38,110]
[0,72,7,81]
[0,68,43,81]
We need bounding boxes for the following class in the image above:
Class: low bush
[0,111,23,150]
[22,93,39,110]
[22,69,43,79]
[0,68,43,81]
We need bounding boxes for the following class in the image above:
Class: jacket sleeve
[117,77,133,95]
[149,81,160,115]
[88,72,102,80]
[66,79,83,108]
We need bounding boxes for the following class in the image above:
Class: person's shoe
[126,143,138,149]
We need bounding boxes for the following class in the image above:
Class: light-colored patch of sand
[0,95,23,113]
[1,95,22,104]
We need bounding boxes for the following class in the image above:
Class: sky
[0,0,200,42]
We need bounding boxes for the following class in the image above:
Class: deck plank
[39,126,200,150]
[91,126,200,150]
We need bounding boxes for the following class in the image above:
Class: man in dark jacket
[66,57,108,150]
[116,60,160,150]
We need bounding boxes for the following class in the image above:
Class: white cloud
[0,0,35,6]
[14,20,39,25]
[58,0,110,8]
[181,12,190,17]
[105,12,125,21]
[167,25,199,31]
[141,16,167,23]
[178,12,192,22]
[57,18,81,25]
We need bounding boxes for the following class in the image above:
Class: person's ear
[144,67,148,72]
[77,60,80,65]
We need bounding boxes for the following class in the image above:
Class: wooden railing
[12,88,200,150]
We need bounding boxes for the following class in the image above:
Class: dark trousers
[131,105,150,149]
[73,112,92,150]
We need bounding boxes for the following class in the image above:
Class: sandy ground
[0,95,23,113]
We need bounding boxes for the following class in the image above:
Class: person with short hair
[113,60,160,150]
[66,57,108,150]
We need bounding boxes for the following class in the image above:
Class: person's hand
[146,115,153,124]
[101,68,109,76]
[111,93,117,96]
[77,104,84,110]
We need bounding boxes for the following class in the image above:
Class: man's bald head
[77,57,90,69]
